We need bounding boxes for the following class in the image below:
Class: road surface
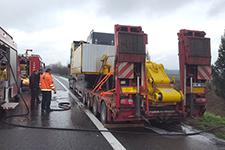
[0,76,224,150]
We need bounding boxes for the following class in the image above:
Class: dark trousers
[31,88,40,108]
[41,91,52,111]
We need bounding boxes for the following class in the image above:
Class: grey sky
[1,0,225,69]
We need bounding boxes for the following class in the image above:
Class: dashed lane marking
[53,76,126,150]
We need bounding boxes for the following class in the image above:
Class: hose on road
[2,114,225,136]
[50,102,71,111]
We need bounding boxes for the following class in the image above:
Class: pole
[136,76,141,117]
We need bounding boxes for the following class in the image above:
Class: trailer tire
[100,102,107,124]
[92,97,99,117]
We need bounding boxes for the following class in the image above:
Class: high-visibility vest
[39,72,55,91]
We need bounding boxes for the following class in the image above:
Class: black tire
[92,97,99,117]
[100,102,107,124]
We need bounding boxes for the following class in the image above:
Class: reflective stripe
[197,66,211,80]
[118,62,134,79]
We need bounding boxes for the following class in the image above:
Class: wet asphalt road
[0,76,225,150]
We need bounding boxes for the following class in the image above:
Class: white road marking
[53,76,126,150]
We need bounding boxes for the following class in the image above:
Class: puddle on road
[181,125,213,143]
[51,90,70,108]
[182,124,225,146]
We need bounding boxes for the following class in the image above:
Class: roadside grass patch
[200,112,225,127]
[188,112,225,140]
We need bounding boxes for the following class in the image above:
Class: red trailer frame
[178,29,211,117]
[71,25,184,123]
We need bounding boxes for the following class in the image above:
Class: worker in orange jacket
[39,68,56,113]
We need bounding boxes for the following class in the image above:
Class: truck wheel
[100,102,107,124]
[92,97,99,117]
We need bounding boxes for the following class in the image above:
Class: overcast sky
[1,0,225,69]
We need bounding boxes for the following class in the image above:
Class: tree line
[212,31,225,99]
[46,62,69,77]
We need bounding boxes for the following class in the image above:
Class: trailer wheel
[92,97,99,117]
[100,102,107,124]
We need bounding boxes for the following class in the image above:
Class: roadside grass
[167,75,225,139]
[188,112,225,140]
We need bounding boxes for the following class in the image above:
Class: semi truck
[0,27,19,111]
[69,24,211,123]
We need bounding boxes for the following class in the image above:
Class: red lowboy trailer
[69,25,149,123]
[178,29,211,117]
[70,24,190,124]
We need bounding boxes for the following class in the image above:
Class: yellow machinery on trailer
[146,61,183,103]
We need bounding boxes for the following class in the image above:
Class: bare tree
[47,62,69,77]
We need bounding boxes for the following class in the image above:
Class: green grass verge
[190,112,225,140]
[200,112,225,126]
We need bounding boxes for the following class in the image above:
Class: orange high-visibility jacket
[39,72,55,91]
